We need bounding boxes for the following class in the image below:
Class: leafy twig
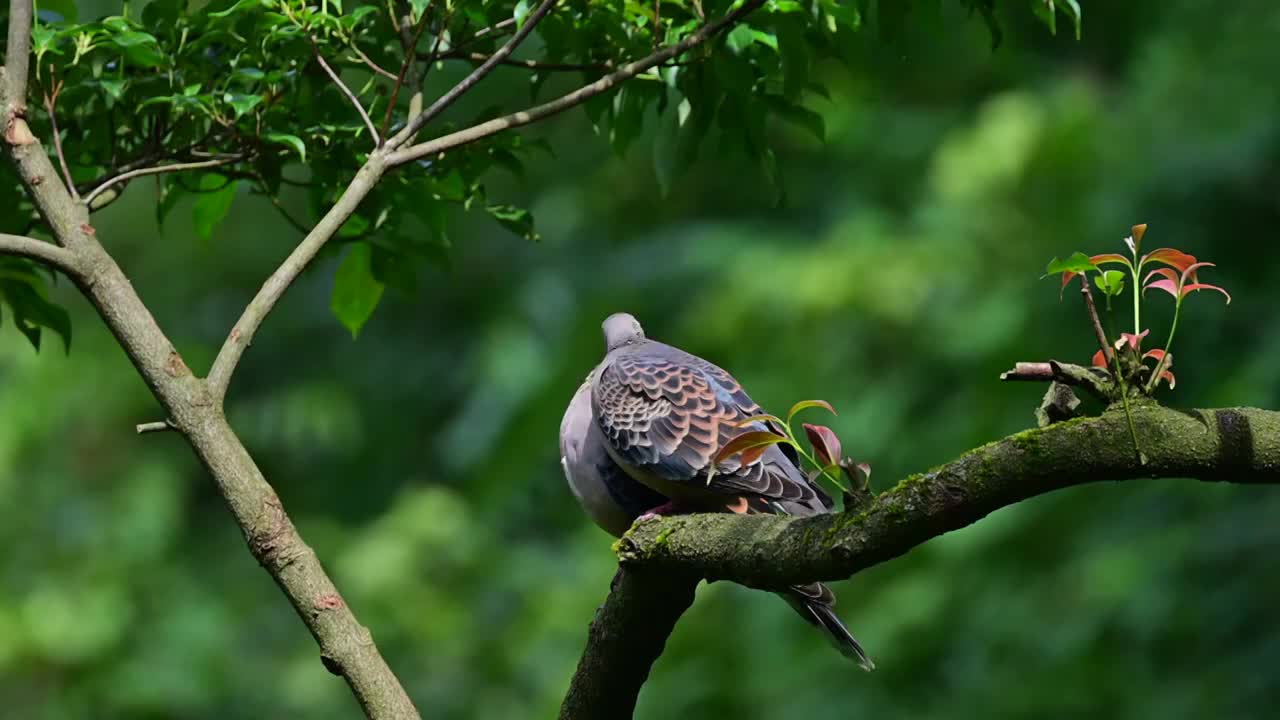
[387,0,767,166]
[381,3,432,138]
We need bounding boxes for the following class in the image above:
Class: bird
[559,312,874,670]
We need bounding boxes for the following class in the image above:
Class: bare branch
[313,43,381,146]
[388,0,766,166]
[3,0,31,109]
[0,233,79,274]
[207,154,389,402]
[387,0,561,149]
[1000,360,1112,401]
[430,50,615,72]
[559,568,698,720]
[447,17,516,53]
[83,156,243,209]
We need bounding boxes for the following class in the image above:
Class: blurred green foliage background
[3,1,1280,718]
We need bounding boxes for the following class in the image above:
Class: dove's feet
[636,500,682,522]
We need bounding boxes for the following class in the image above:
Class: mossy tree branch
[557,405,1280,719]
[618,405,1280,587]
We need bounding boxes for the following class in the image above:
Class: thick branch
[388,0,560,149]
[3,0,30,108]
[207,154,388,402]
[619,405,1280,588]
[3,2,417,714]
[559,568,699,720]
[0,232,80,274]
[388,0,765,166]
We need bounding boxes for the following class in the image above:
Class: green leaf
[409,0,431,23]
[331,243,385,338]
[223,92,263,119]
[1094,269,1126,297]
[192,175,240,241]
[786,399,837,426]
[209,0,268,19]
[156,181,186,231]
[1,279,71,353]
[513,0,531,30]
[265,133,306,162]
[485,204,538,241]
[1044,251,1099,276]
[111,31,166,67]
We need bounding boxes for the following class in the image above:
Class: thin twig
[0,233,79,274]
[43,75,78,201]
[382,4,433,138]
[388,0,765,166]
[136,419,176,434]
[207,153,389,402]
[83,156,243,208]
[1082,282,1144,463]
[445,17,516,54]
[312,41,381,146]
[430,51,615,71]
[388,0,562,149]
[349,45,399,80]
[1082,283,1114,367]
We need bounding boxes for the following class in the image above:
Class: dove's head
[602,312,645,351]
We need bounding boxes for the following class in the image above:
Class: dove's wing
[592,341,829,508]
[561,378,667,536]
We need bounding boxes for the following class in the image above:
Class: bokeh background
[3,1,1280,718]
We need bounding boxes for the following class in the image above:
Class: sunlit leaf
[1045,251,1098,276]
[331,243,385,338]
[712,431,790,466]
[265,133,306,162]
[786,399,836,425]
[1142,247,1198,273]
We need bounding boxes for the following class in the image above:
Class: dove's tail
[778,584,875,671]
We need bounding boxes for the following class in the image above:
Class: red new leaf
[1092,349,1108,368]
[1143,247,1198,272]
[1119,329,1149,351]
[1180,283,1232,303]
[803,423,842,468]
[1091,253,1133,269]
[713,431,788,466]
[1143,278,1179,298]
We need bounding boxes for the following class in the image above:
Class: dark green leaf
[192,175,240,241]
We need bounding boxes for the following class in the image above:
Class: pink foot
[637,500,680,522]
